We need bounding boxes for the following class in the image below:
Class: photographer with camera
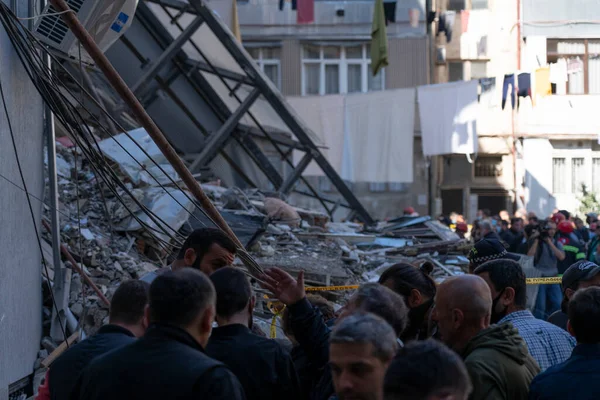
[528,220,566,320]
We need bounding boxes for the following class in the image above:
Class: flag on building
[231,0,241,41]
[297,0,314,24]
[371,0,388,75]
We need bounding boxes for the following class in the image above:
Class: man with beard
[431,275,539,400]
[329,313,398,400]
[206,267,301,400]
[140,228,237,283]
[474,259,575,372]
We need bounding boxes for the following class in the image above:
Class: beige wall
[386,37,430,89]
[281,39,301,96]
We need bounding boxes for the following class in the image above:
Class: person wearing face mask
[206,267,301,400]
[474,259,575,372]
[378,262,437,342]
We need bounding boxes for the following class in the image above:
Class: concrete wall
[0,0,44,397]
[523,0,600,38]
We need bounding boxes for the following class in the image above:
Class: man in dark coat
[530,287,600,399]
[206,267,301,400]
[38,280,149,400]
[75,269,245,400]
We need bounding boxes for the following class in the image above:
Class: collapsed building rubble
[38,132,468,350]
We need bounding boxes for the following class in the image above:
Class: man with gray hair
[329,313,398,400]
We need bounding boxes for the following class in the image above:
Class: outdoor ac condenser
[33,0,138,63]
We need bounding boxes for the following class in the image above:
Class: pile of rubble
[36,129,469,371]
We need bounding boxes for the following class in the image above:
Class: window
[471,0,489,10]
[246,47,281,89]
[572,158,586,194]
[474,156,503,178]
[593,158,600,192]
[448,62,464,82]
[470,61,488,80]
[552,158,567,193]
[448,0,465,11]
[547,39,600,95]
[302,44,385,95]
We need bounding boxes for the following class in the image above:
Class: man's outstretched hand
[260,267,306,306]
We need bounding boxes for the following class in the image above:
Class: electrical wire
[0,5,185,254]
[0,51,69,345]
[0,2,264,278]
[17,9,74,20]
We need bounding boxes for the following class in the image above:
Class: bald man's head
[432,275,492,351]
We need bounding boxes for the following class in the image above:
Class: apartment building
[237,0,433,219]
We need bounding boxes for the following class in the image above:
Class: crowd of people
[35,216,600,400]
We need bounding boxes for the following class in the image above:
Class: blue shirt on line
[499,310,576,371]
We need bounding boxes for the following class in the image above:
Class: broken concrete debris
[37,129,468,376]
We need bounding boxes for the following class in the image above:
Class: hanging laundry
[517,72,532,108]
[279,0,297,11]
[567,57,584,74]
[408,8,420,28]
[417,80,479,157]
[342,89,415,183]
[501,73,516,110]
[461,10,470,33]
[478,77,495,103]
[297,0,314,24]
[550,59,568,83]
[288,95,345,176]
[535,67,551,99]
[230,0,241,42]
[371,0,388,75]
[383,0,397,24]
[437,11,456,43]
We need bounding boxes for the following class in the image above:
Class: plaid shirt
[499,310,576,371]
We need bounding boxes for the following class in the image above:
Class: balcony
[237,0,426,39]
[478,94,600,138]
[443,9,490,61]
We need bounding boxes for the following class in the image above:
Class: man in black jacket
[75,269,245,400]
[261,268,408,400]
[206,268,301,400]
[44,279,149,400]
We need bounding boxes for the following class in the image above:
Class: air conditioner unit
[33,0,138,63]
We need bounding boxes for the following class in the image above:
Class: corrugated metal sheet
[281,39,302,96]
[0,0,44,394]
[523,0,600,38]
[387,37,429,88]
[238,0,426,39]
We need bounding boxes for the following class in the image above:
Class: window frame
[301,44,385,96]
[546,39,600,95]
[552,157,568,194]
[250,47,282,90]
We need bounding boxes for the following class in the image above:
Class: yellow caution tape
[305,285,360,292]
[526,276,562,285]
[302,278,561,292]
[270,314,279,339]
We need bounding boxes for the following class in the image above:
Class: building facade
[0,0,45,398]
[238,0,433,219]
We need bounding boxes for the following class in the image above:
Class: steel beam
[130,15,204,97]
[280,152,312,194]
[189,88,260,172]
[146,0,195,13]
[187,0,375,224]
